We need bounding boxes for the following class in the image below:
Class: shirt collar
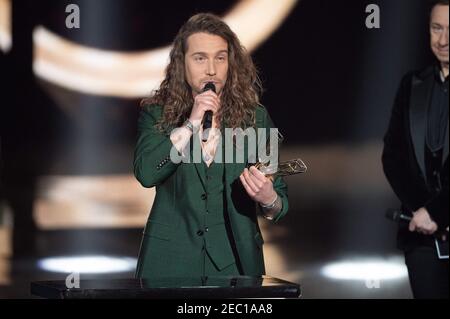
[434,64,449,84]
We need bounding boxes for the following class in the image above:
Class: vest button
[201,193,207,200]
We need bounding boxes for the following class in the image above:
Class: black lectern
[31,276,301,299]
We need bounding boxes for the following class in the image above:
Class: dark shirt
[425,66,448,192]
[426,66,449,153]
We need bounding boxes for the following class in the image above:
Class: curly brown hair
[141,13,263,132]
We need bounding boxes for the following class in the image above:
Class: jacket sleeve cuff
[425,197,448,230]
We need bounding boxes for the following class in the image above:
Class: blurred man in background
[382,0,448,299]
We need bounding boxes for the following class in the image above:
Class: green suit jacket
[134,104,289,277]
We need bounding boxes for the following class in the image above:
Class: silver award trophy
[254,131,307,180]
[255,158,307,179]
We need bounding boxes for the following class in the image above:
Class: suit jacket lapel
[191,133,207,192]
[443,119,449,165]
[409,74,433,179]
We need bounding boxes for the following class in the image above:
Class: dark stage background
[0,0,436,298]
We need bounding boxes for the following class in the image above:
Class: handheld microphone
[385,209,412,223]
[201,82,216,142]
[386,209,448,242]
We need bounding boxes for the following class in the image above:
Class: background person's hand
[408,207,438,235]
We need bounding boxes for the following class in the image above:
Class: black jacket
[382,66,449,250]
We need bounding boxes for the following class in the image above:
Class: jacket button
[201,194,207,200]
[197,230,204,236]
[205,227,209,232]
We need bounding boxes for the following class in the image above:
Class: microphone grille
[203,82,216,93]
[385,209,400,222]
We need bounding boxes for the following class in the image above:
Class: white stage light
[32,0,297,97]
[321,257,408,281]
[38,255,137,274]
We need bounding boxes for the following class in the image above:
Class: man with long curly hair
[133,13,289,278]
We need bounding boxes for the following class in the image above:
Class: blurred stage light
[321,256,408,280]
[35,175,152,229]
[0,0,12,53]
[33,0,297,97]
[38,255,137,274]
